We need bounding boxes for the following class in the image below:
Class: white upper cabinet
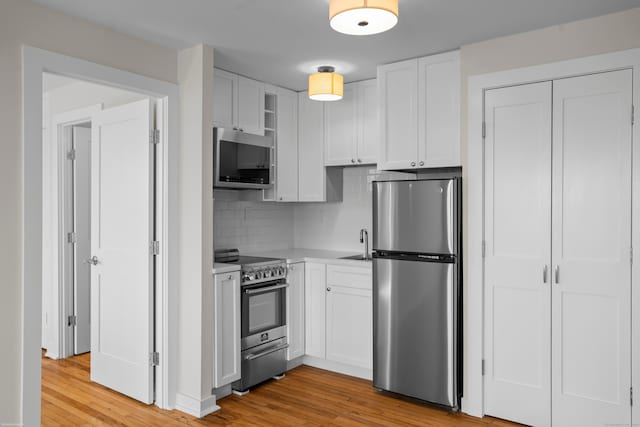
[298,92,342,202]
[274,87,299,202]
[378,59,418,170]
[324,80,378,166]
[213,69,265,135]
[418,52,460,167]
[356,79,379,165]
[213,69,238,130]
[237,76,265,135]
[377,51,460,170]
[325,85,358,165]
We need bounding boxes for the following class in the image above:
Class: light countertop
[211,263,241,275]
[245,248,372,267]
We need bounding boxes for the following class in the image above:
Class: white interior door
[73,126,91,355]
[90,98,155,404]
[551,70,632,427]
[484,81,552,427]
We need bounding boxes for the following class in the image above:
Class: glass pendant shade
[330,0,398,36]
[308,66,344,101]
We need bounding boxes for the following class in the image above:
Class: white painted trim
[50,104,102,360]
[302,355,373,381]
[22,46,179,425]
[175,393,220,418]
[466,47,640,419]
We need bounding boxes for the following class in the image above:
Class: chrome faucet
[360,228,369,260]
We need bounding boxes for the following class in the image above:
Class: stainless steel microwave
[213,127,273,190]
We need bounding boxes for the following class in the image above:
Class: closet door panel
[483,81,552,427]
[552,69,632,427]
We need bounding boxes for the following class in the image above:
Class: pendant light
[329,0,398,36]
[308,66,343,101]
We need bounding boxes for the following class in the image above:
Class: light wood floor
[42,352,522,426]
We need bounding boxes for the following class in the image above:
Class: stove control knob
[264,269,271,278]
[242,273,251,282]
[279,267,286,276]
[255,271,263,280]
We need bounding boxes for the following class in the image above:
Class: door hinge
[67,232,77,244]
[67,315,77,327]
[150,129,160,145]
[482,240,486,258]
[482,121,486,139]
[67,149,76,160]
[481,359,485,376]
[151,240,160,256]
[150,352,159,367]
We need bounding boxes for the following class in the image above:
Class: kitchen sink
[340,254,373,261]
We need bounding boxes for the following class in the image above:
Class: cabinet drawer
[327,264,372,290]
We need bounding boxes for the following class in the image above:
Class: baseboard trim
[302,356,373,381]
[175,393,219,418]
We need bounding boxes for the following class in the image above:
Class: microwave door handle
[244,283,289,295]
[245,343,290,361]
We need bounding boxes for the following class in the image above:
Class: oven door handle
[243,283,289,295]
[245,343,289,361]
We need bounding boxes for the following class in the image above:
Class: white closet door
[484,81,552,427]
[551,70,632,427]
[90,99,155,404]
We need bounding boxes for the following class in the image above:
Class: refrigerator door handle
[543,265,548,283]
[554,265,560,284]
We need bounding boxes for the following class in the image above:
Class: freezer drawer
[373,257,459,408]
[373,179,458,255]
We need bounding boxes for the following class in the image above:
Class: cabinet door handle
[419,161,424,166]
[351,159,356,163]
[357,158,362,163]
[326,287,331,292]
[228,274,232,280]
[410,161,416,167]
[554,265,560,284]
[543,265,548,283]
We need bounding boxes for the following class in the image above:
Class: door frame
[23,46,179,425]
[46,105,102,360]
[466,48,640,417]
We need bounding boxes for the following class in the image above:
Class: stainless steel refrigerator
[372,178,462,410]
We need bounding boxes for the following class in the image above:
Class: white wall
[176,44,216,411]
[0,0,177,422]
[213,191,294,253]
[294,166,372,252]
[41,80,147,355]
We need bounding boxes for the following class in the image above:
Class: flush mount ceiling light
[329,0,398,36]
[308,66,344,101]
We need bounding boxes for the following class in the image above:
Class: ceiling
[33,0,640,91]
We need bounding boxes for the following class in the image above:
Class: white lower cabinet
[286,262,305,360]
[304,262,372,372]
[213,271,241,388]
[304,262,327,358]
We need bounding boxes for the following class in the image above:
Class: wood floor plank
[42,352,523,426]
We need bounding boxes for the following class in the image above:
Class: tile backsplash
[213,166,374,254]
[213,190,294,253]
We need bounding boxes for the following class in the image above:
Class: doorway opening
[23,47,179,425]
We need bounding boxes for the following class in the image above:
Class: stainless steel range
[215,249,289,394]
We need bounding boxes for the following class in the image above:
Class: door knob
[87,256,99,266]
